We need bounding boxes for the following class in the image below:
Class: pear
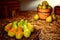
[24,20,28,27]
[42,5,47,9]
[28,23,34,32]
[8,28,16,37]
[24,25,31,38]
[42,1,48,6]
[34,14,39,20]
[18,19,24,30]
[48,6,52,9]
[51,13,56,21]
[46,16,52,23]
[5,23,12,32]
[23,20,31,38]
[38,4,42,9]
[15,27,23,39]
[24,29,31,38]
[8,21,18,37]
[12,21,18,29]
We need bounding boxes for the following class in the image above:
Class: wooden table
[0,11,60,40]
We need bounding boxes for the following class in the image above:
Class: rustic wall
[20,0,42,11]
[20,0,60,11]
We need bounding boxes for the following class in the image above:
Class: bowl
[38,12,50,19]
[37,8,51,13]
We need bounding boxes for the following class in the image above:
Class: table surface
[0,11,60,40]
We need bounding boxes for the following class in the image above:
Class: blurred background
[20,0,60,11]
[0,0,60,18]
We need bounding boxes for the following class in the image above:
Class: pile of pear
[34,1,56,22]
[37,1,52,9]
[5,19,34,39]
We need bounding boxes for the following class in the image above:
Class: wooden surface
[0,11,60,40]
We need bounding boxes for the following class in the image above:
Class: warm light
[20,0,60,11]
[45,0,60,7]
[43,0,45,1]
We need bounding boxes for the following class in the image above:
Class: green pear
[51,13,56,21]
[48,6,52,9]
[42,5,47,9]
[24,20,28,27]
[42,1,48,6]
[18,19,24,30]
[24,25,31,38]
[34,14,39,20]
[12,21,18,28]
[23,20,31,38]
[24,29,31,38]
[46,16,52,23]
[38,4,42,9]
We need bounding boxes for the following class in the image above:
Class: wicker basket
[37,8,52,19]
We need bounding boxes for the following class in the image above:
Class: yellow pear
[46,16,52,23]
[34,14,39,20]
[28,23,34,32]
